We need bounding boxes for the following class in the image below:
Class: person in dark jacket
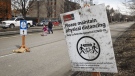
[48,20,53,34]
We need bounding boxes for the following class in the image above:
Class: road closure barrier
[60,4,117,76]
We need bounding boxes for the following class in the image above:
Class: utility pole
[37,0,40,23]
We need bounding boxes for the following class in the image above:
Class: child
[41,25,48,36]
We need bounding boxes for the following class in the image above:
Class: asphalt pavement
[0,30,71,76]
[0,22,134,76]
[0,25,63,36]
[0,22,130,36]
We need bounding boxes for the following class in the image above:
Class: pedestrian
[92,43,98,53]
[41,25,48,36]
[79,44,86,54]
[48,20,53,34]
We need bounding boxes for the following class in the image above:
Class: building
[64,0,81,12]
[28,0,80,21]
[0,0,11,21]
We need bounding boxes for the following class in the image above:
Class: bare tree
[122,0,135,21]
[106,5,111,22]
[11,0,35,18]
[59,1,64,14]
[123,0,135,15]
[105,5,124,22]
[45,1,53,18]
[64,0,81,12]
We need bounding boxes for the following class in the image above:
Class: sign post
[60,4,117,75]
[20,20,30,52]
[20,35,30,52]
[13,20,30,53]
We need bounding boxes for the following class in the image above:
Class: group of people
[41,20,53,36]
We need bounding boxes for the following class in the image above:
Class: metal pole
[22,35,25,48]
[20,35,30,52]
[37,0,40,23]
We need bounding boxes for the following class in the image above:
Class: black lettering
[77,19,97,25]
[65,23,76,28]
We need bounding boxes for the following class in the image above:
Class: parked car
[37,19,59,26]
[0,17,33,29]
[37,20,49,26]
[52,21,59,26]
[25,17,38,27]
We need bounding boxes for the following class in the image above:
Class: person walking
[92,43,98,53]
[48,20,53,34]
[41,25,48,36]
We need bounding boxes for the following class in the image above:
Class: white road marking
[0,34,34,40]
[0,53,16,58]
[0,35,19,39]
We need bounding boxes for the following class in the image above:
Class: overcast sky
[94,0,126,9]
[70,0,130,14]
[94,0,130,14]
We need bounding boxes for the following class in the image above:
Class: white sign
[20,29,27,35]
[20,20,27,35]
[60,4,117,73]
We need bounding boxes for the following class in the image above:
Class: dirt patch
[112,23,135,76]
[72,23,135,76]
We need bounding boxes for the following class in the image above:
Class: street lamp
[110,13,114,23]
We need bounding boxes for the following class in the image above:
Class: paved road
[0,22,134,76]
[0,26,62,36]
[0,30,71,76]
[109,22,134,42]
